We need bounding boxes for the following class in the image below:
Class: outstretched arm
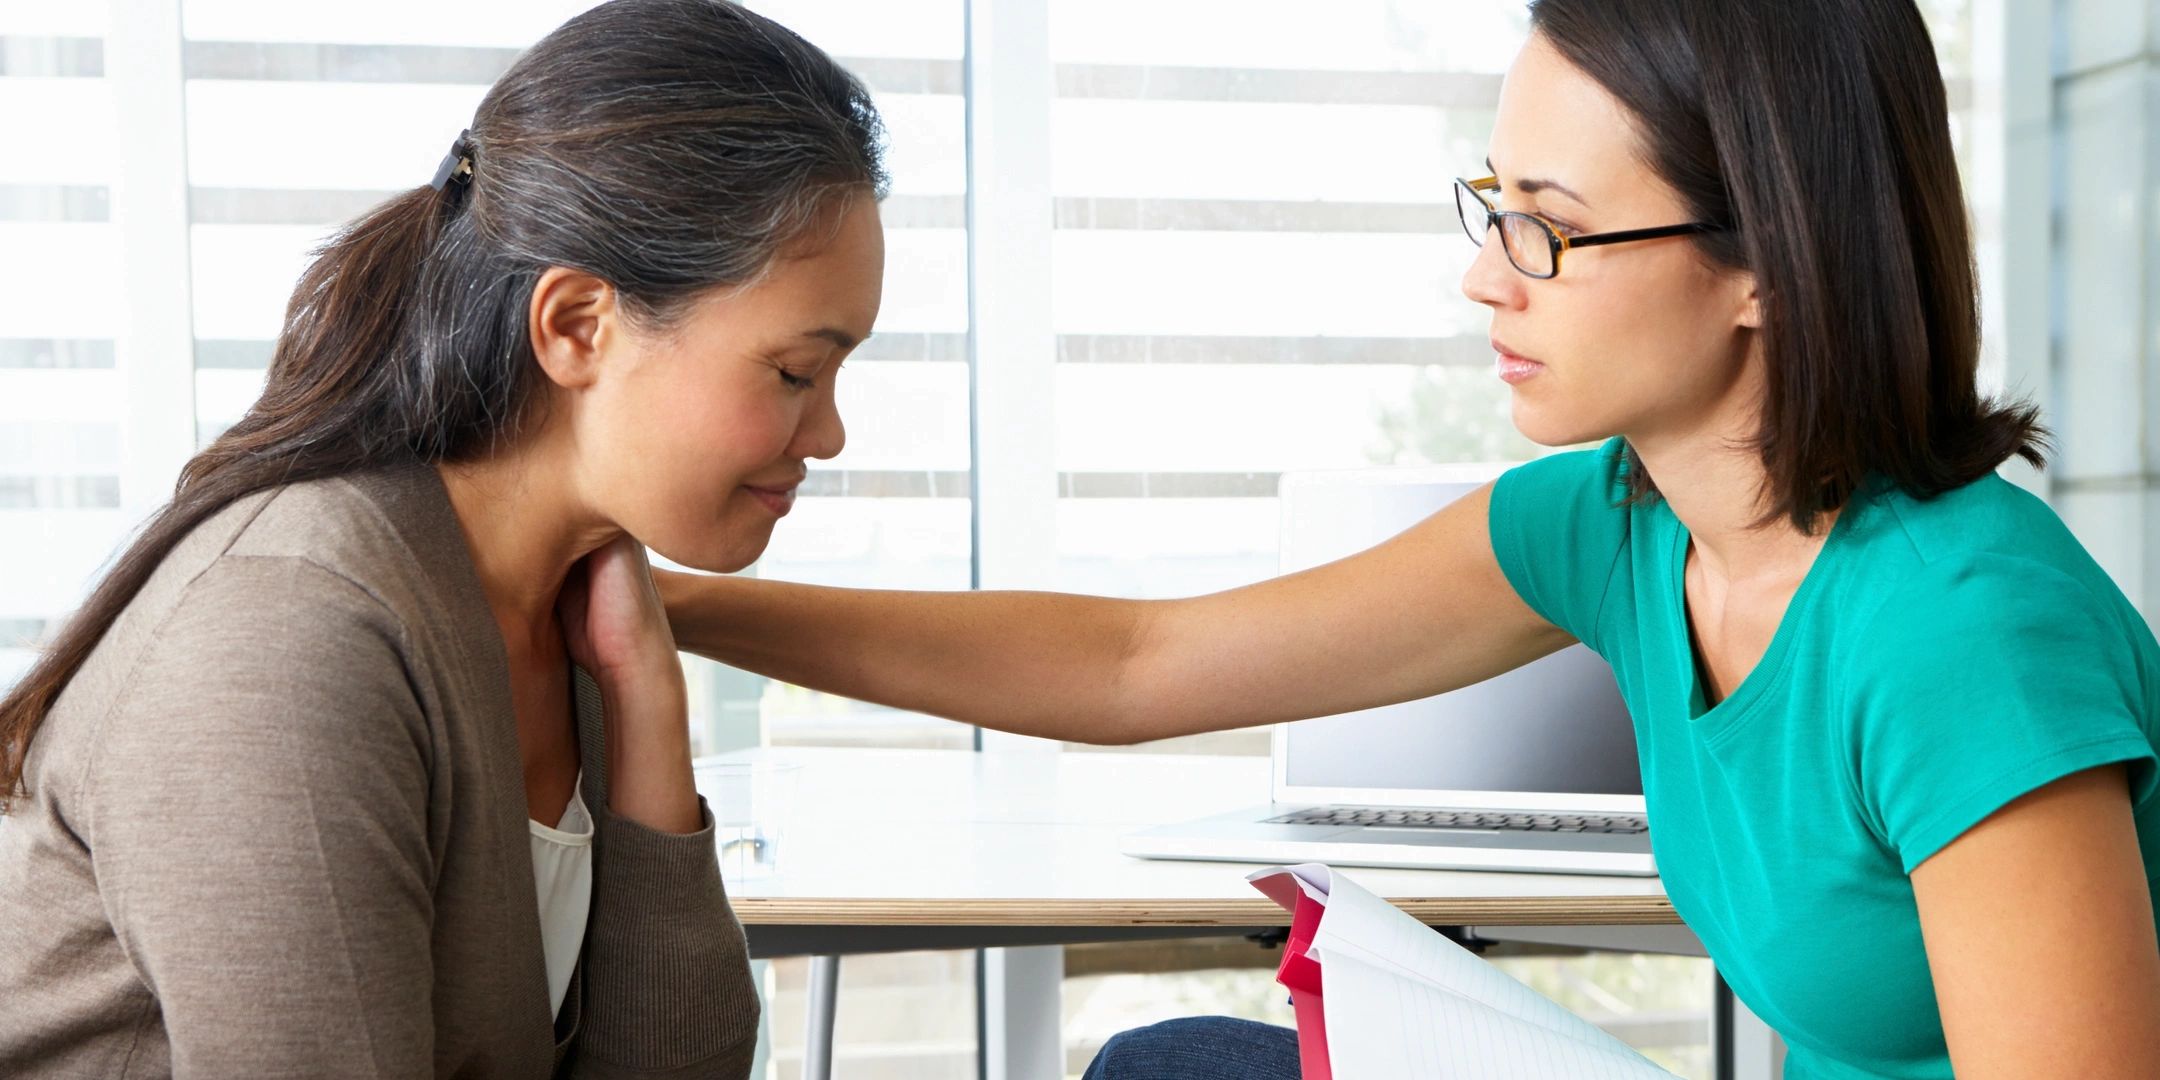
[660,483,1574,744]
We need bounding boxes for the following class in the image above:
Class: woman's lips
[744,485,797,516]
[1493,341,1545,385]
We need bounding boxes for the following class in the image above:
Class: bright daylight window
[0,1,1993,1077]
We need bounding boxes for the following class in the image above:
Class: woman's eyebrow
[1485,157,1593,210]
[801,327,864,349]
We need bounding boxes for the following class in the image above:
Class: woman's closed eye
[778,355,846,391]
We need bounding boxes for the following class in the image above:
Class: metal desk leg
[1714,971,1783,1080]
[804,954,840,1080]
[982,945,1064,1080]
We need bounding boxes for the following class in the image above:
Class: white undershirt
[529,776,593,1018]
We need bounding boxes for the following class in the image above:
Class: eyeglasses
[1453,175,1729,280]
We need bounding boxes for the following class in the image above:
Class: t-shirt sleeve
[1845,553,2158,873]
[1487,437,1634,655]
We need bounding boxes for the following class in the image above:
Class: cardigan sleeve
[559,670,761,1079]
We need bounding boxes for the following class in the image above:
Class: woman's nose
[1460,231,1524,311]
[794,390,846,461]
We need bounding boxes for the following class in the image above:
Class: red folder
[1272,880,1332,1080]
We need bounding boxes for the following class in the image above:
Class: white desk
[698,748,1778,1079]
[716,747,1674,930]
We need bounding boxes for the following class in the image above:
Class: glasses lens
[1454,181,1489,248]
[1498,213,1556,277]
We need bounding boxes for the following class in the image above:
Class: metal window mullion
[964,0,1064,1076]
[965,0,1057,614]
[106,0,197,526]
[1982,0,2048,498]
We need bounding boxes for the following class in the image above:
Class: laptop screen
[1275,467,1642,801]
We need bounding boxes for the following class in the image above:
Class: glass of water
[691,759,803,884]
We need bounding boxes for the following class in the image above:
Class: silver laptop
[1120,463,1654,877]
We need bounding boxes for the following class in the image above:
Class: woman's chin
[1509,399,1613,450]
[649,532,772,577]
[1508,402,1570,449]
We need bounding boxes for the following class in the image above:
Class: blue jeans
[1081,1016,1302,1080]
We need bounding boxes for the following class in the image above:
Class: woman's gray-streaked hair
[0,0,888,810]
[401,0,891,456]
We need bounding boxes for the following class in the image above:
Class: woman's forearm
[656,571,1160,744]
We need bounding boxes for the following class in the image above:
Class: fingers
[587,535,659,604]
[560,534,679,682]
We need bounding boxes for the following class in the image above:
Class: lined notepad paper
[1248,864,1678,1079]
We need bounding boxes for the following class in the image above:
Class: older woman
[0,1,883,1075]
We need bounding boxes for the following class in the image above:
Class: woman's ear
[1735,271,1763,331]
[528,266,621,391]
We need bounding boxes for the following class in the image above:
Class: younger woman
[662,1,2160,1075]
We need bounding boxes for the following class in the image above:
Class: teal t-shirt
[1489,438,2160,1079]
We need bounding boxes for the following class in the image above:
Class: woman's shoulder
[1846,473,2155,695]
[1489,438,1638,542]
[166,459,485,641]
[43,461,484,768]
[1488,439,1641,650]
[223,460,461,591]
[30,536,429,823]
[1864,471,2127,611]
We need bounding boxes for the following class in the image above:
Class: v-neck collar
[342,458,518,722]
[1662,485,1870,740]
[335,457,609,1037]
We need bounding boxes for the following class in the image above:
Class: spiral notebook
[1247,864,1679,1079]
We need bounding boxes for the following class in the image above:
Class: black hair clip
[429,128,475,192]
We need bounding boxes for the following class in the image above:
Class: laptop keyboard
[1264,806,1648,834]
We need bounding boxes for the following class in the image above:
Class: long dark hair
[1527,0,2048,529]
[0,0,888,809]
